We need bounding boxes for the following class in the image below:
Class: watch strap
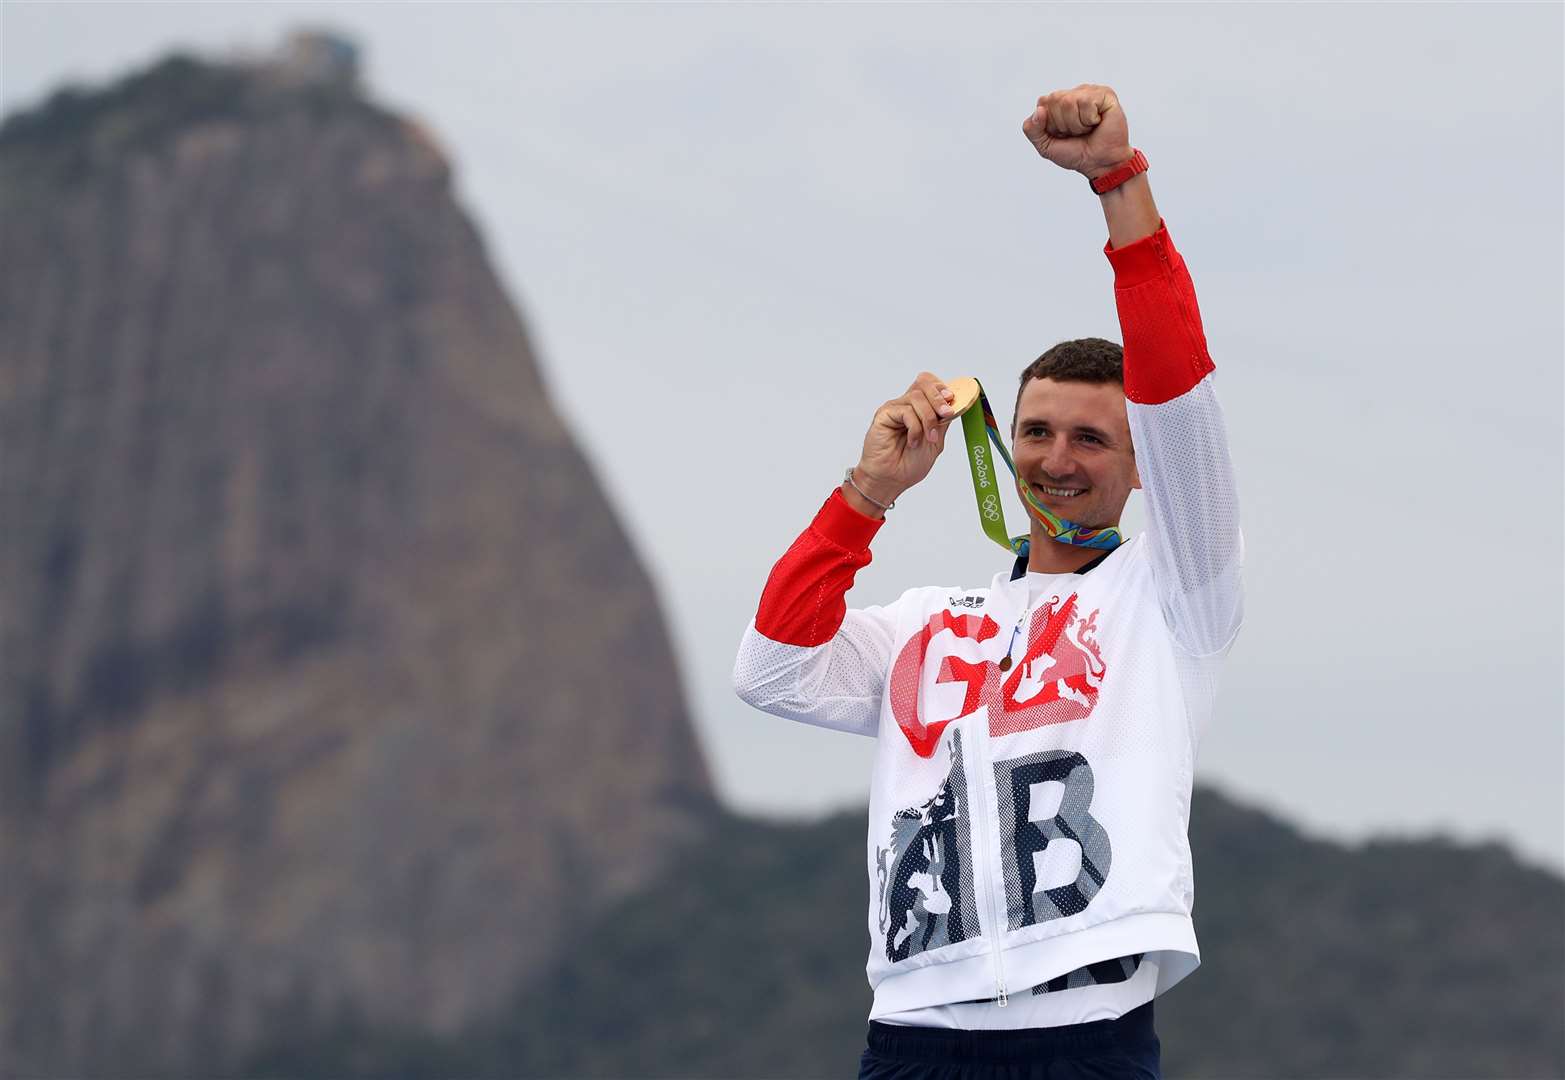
[1088,148,1149,195]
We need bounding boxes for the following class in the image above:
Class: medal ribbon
[957,380,1124,555]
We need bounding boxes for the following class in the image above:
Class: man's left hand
[1023,84,1133,179]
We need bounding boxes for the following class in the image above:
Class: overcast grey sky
[5,2,1561,871]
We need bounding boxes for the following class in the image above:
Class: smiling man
[733,83,1243,1080]
[1008,340,1144,575]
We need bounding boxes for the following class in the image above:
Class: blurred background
[1,3,1560,1077]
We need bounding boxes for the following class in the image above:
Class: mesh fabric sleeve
[732,488,901,738]
[1106,220,1244,656]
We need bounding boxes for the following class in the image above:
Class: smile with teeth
[1035,483,1086,498]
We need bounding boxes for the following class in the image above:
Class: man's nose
[1042,438,1076,478]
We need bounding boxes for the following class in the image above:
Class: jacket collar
[1008,545,1116,582]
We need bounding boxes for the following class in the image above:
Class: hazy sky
[5,2,1561,871]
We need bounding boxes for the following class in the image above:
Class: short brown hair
[1012,337,1123,431]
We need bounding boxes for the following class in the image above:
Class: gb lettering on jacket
[890,593,1105,759]
[874,588,1117,984]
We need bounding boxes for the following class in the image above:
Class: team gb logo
[888,594,1106,757]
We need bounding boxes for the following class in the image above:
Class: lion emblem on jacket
[874,736,980,962]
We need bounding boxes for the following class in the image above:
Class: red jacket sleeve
[754,487,884,646]
[1104,218,1216,405]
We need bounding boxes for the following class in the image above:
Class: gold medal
[944,376,981,416]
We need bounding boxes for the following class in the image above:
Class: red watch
[1088,148,1148,195]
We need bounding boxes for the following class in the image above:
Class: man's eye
[1079,434,1102,445]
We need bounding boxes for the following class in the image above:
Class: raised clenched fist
[1022,84,1133,179]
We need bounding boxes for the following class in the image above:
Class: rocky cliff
[0,43,719,1075]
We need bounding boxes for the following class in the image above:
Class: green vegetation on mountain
[243,787,1564,1079]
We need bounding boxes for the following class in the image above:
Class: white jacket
[734,221,1242,1023]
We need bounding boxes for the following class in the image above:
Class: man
[733,84,1242,1080]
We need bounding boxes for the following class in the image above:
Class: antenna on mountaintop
[272,28,360,89]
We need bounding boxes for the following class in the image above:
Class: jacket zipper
[971,588,1018,1007]
[980,802,1009,1006]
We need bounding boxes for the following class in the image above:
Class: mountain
[0,36,718,1076]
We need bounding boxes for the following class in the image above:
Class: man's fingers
[1059,97,1091,136]
[884,403,922,447]
[1047,98,1074,137]
[905,393,939,446]
[877,376,958,456]
[1041,96,1061,136]
[1023,104,1048,140]
[1027,86,1123,167]
[916,375,959,445]
[1044,92,1100,136]
[920,389,956,444]
[912,374,956,419]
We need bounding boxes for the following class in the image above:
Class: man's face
[1011,377,1140,529]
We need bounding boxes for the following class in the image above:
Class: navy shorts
[857,1000,1160,1080]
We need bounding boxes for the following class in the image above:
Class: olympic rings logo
[981,493,1001,522]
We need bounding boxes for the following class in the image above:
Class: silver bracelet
[843,466,895,511]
